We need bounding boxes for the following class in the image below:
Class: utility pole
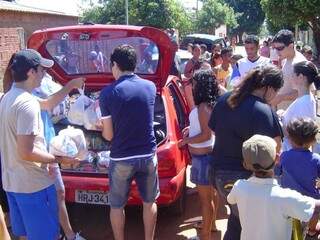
[125,0,129,25]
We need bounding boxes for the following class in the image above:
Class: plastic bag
[51,99,69,124]
[49,135,78,158]
[68,88,93,126]
[49,126,88,160]
[33,73,69,123]
[83,100,102,130]
[58,126,88,160]
[97,151,110,171]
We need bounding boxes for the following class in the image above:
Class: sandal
[193,221,218,232]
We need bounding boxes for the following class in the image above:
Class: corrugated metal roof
[0,0,78,17]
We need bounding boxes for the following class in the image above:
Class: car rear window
[46,36,159,75]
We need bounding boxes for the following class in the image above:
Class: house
[0,0,79,91]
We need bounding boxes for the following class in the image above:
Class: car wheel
[169,174,186,216]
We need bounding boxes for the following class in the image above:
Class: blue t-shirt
[279,148,320,199]
[99,74,157,160]
[209,92,283,171]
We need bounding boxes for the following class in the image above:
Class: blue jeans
[190,153,214,185]
[6,185,59,240]
[109,154,159,208]
[214,169,251,240]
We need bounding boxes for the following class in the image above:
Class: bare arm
[0,206,10,240]
[17,135,79,165]
[307,201,320,235]
[39,77,85,111]
[270,90,298,107]
[101,117,113,141]
[274,136,282,164]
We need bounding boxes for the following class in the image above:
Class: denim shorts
[109,154,160,208]
[6,184,59,239]
[190,153,214,185]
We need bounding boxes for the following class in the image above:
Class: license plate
[75,190,109,205]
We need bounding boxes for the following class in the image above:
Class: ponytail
[227,64,283,109]
[294,61,319,89]
[314,74,320,90]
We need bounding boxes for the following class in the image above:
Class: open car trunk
[54,93,167,176]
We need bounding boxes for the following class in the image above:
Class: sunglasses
[274,45,286,51]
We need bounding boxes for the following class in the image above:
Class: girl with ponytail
[280,61,320,150]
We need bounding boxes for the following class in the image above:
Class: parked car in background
[176,49,192,74]
[28,24,191,214]
[181,33,227,51]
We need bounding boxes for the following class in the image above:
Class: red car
[28,24,191,213]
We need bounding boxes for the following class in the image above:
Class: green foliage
[81,0,193,36]
[261,0,320,54]
[261,0,320,26]
[196,0,238,34]
[225,0,265,36]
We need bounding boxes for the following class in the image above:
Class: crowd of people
[181,28,320,240]
[1,27,320,240]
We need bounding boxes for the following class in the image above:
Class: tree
[261,0,320,55]
[196,0,238,34]
[225,0,265,42]
[81,0,193,36]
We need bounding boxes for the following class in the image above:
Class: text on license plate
[75,190,109,205]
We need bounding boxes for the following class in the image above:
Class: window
[46,37,159,75]
[169,84,187,131]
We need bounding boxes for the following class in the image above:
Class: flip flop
[193,221,219,232]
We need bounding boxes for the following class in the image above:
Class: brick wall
[0,27,24,92]
[0,10,78,42]
[0,11,78,92]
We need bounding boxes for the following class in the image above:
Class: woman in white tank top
[179,69,220,240]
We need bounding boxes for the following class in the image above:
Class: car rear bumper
[63,167,186,206]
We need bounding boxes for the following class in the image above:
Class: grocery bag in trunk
[68,87,93,126]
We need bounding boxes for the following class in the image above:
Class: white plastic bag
[68,88,93,126]
[97,151,110,171]
[83,100,102,130]
[49,126,87,160]
[34,73,69,123]
[49,135,78,157]
[58,126,88,160]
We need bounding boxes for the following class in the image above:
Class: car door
[167,80,191,166]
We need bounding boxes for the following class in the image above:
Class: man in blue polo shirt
[99,44,159,240]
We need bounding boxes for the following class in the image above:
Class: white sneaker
[188,237,200,240]
[74,233,87,240]
[63,233,87,240]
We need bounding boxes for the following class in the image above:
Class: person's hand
[95,119,103,131]
[56,156,80,169]
[182,126,190,138]
[68,77,86,90]
[178,138,188,148]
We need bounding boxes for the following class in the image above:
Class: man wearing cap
[227,134,320,240]
[0,49,79,240]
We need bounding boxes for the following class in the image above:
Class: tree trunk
[312,24,320,58]
[238,30,244,45]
